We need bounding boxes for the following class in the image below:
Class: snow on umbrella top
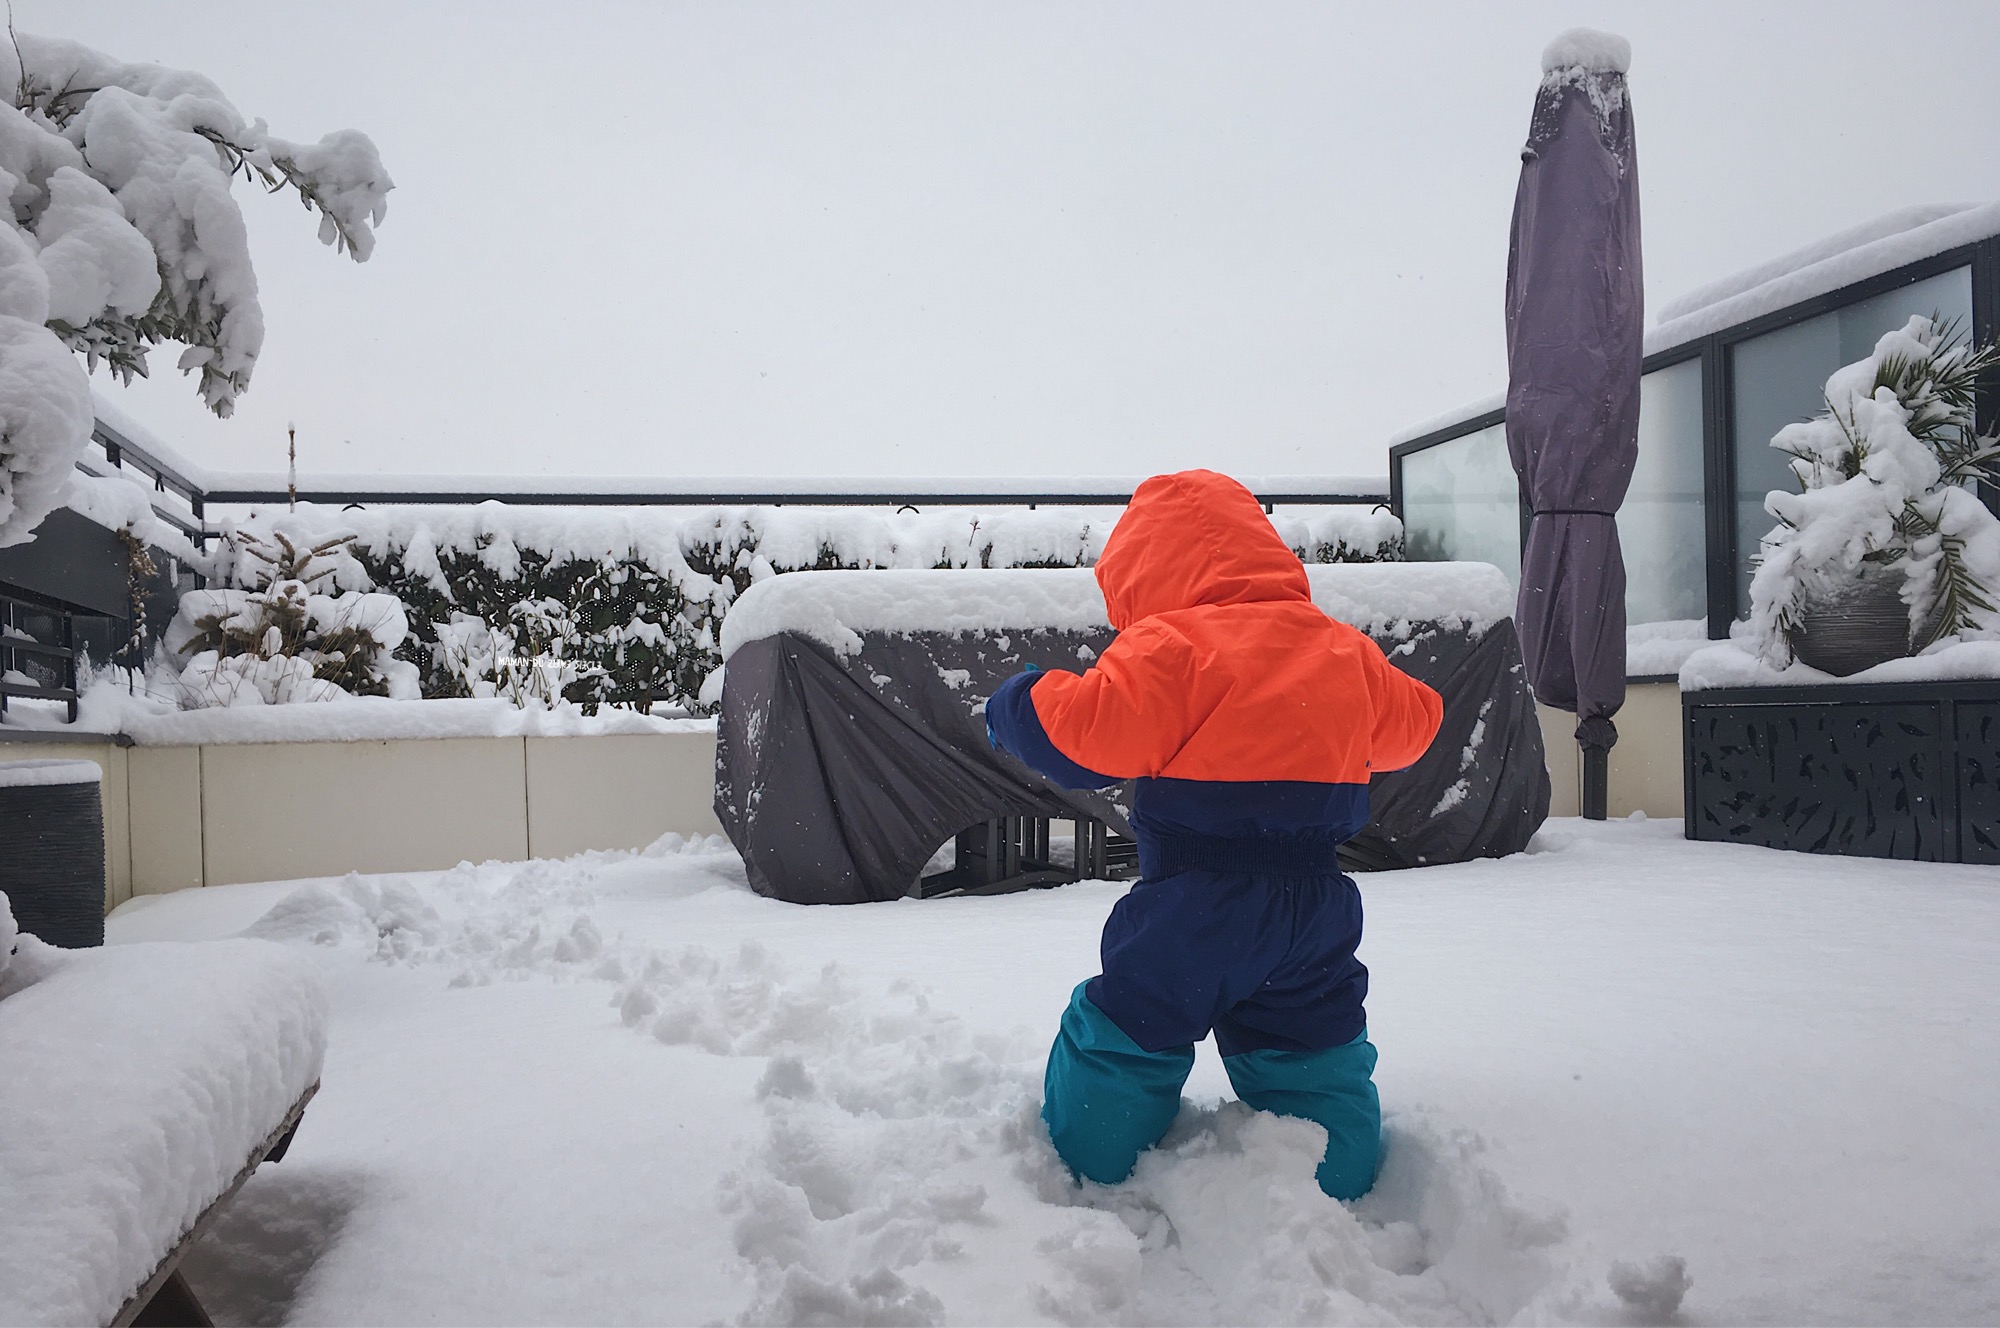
[1504,28,1643,759]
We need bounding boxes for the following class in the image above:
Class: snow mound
[1608,1254,1693,1320]
[705,950,1593,1327]
[719,568,1107,661]
[1307,561,1513,638]
[1540,29,1630,74]
[0,938,327,1327]
[241,874,447,957]
[237,833,738,983]
[1626,619,1709,677]
[720,562,1514,661]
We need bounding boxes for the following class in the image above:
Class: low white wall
[1538,681,1684,820]
[525,734,723,860]
[4,728,725,903]
[127,746,202,898]
[171,729,723,890]
[199,736,532,887]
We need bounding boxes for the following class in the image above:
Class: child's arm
[1359,634,1445,773]
[984,622,1206,789]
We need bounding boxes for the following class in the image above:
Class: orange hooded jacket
[1010,469,1441,790]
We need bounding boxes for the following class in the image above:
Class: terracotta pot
[1787,560,1940,677]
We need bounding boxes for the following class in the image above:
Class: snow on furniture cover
[0,915,327,1327]
[715,563,1549,903]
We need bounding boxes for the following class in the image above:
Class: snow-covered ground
[103,820,1999,1327]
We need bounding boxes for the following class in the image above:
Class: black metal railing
[0,590,80,723]
[83,419,209,540]
[76,423,1389,534]
[197,482,1387,513]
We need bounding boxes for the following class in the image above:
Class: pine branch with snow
[0,29,390,547]
[167,528,416,707]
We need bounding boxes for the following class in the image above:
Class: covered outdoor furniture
[0,928,327,1327]
[715,563,1548,904]
[715,572,1127,905]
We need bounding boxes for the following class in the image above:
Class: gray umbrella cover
[1503,53,1642,748]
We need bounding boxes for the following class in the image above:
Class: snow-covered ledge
[1679,639,2000,690]
[718,561,1516,660]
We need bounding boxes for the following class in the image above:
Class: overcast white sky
[26,1,2000,484]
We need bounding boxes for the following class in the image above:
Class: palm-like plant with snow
[1749,314,2000,672]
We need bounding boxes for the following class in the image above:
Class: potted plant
[1749,313,2000,676]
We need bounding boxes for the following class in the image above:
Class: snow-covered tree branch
[0,29,391,547]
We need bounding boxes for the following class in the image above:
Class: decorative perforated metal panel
[1684,682,1999,864]
[1958,702,2000,865]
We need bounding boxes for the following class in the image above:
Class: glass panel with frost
[1623,357,1707,629]
[1400,422,1521,589]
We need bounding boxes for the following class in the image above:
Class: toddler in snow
[986,469,1443,1198]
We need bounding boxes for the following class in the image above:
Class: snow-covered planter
[0,30,389,547]
[167,529,416,707]
[1748,315,2000,676]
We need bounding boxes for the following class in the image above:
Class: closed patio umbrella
[1504,29,1643,820]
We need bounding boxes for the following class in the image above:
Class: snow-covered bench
[0,899,327,1327]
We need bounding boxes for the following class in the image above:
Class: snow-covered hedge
[0,30,389,547]
[203,502,1402,713]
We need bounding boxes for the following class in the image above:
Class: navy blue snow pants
[1041,868,1382,1200]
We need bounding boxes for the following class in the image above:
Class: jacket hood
[1095,470,1310,628]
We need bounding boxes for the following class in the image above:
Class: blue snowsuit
[985,471,1443,1199]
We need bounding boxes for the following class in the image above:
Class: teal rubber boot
[1222,1030,1381,1200]
[1042,982,1196,1185]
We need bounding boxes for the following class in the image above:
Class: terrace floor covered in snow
[104,820,1998,1327]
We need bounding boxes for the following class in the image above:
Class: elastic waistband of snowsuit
[1138,830,1346,879]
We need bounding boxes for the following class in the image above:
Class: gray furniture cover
[715,571,1549,904]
